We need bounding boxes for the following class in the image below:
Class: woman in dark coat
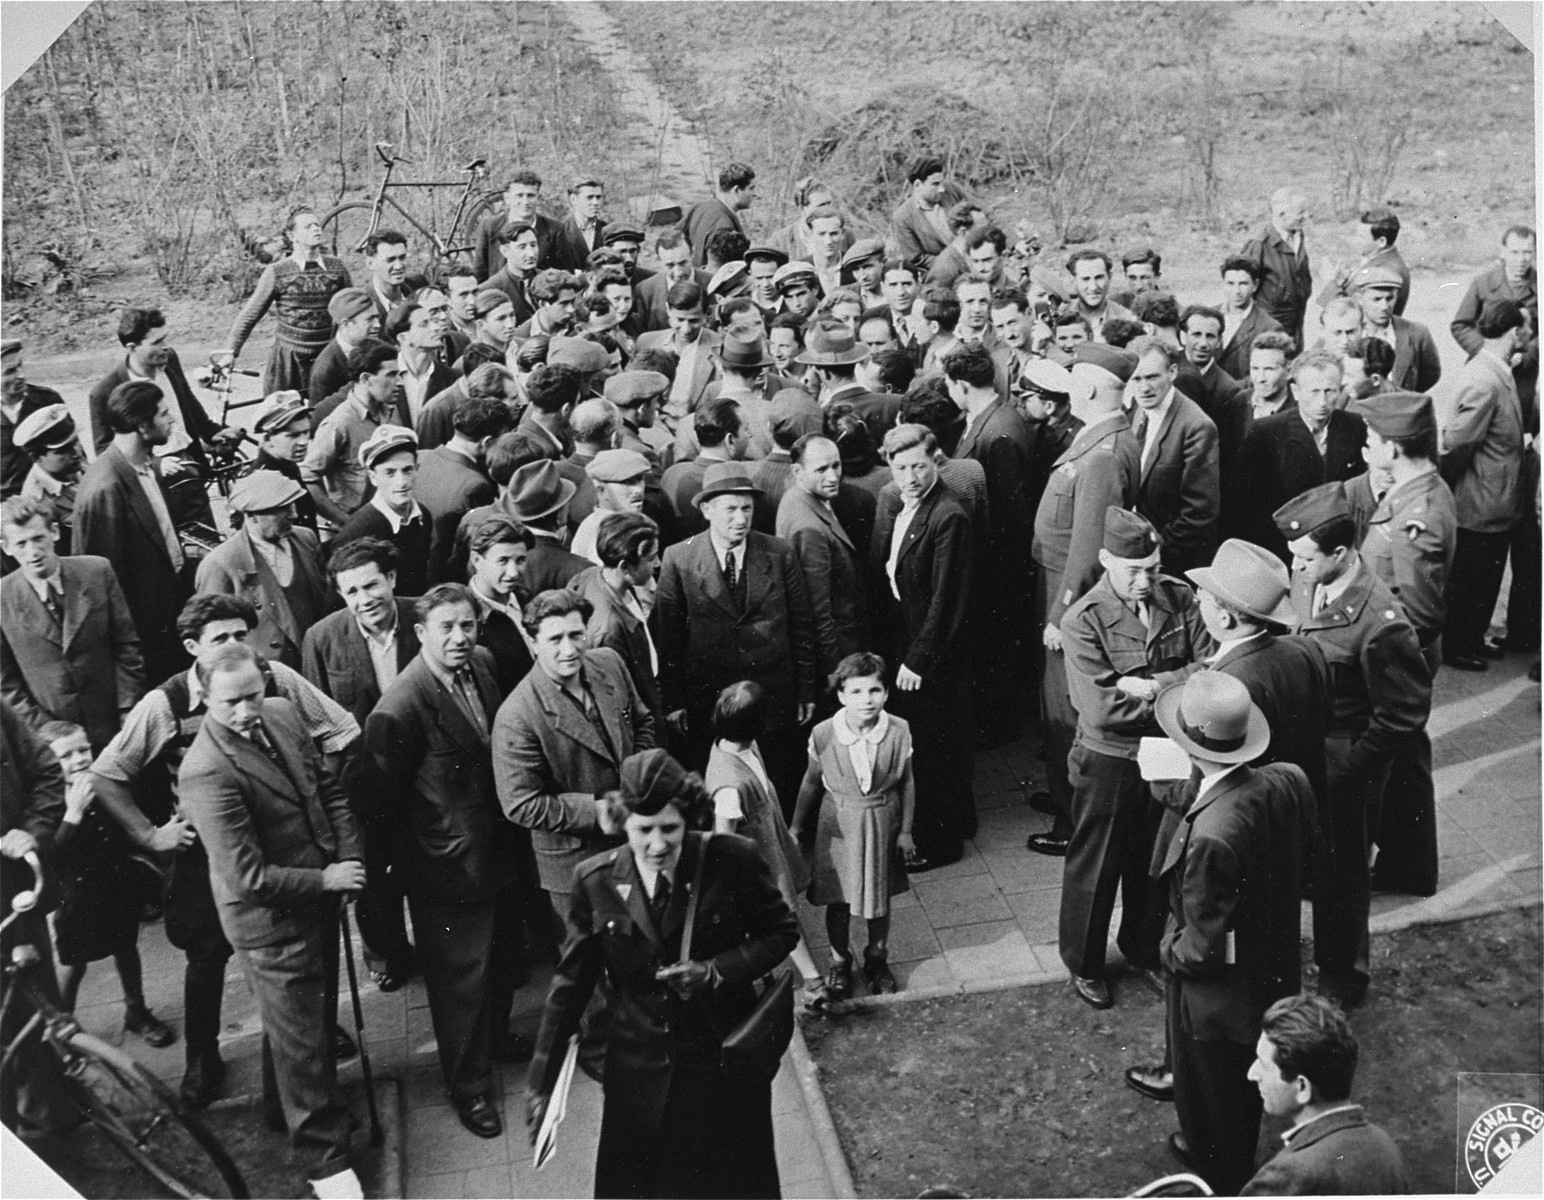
[525,748,799,1199]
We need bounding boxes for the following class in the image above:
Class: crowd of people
[0,152,1537,1198]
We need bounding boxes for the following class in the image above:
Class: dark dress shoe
[369,966,409,992]
[491,1031,535,1063]
[1070,975,1112,1009]
[1444,653,1489,672]
[1167,1131,1197,1171]
[1125,1064,1174,1101]
[179,1054,227,1110]
[455,1092,502,1139]
[123,1005,177,1048]
[1027,790,1058,816]
[1134,967,1166,998]
[1027,832,1069,857]
[331,1024,357,1061]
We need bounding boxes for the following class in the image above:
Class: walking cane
[340,901,383,1145]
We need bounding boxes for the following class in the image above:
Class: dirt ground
[803,906,1543,1199]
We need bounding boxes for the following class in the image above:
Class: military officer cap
[707,260,749,298]
[1273,480,1352,540]
[603,370,669,407]
[585,448,652,484]
[253,390,313,435]
[12,404,76,451]
[1351,391,1435,440]
[1073,342,1138,384]
[1020,357,1074,399]
[600,220,646,248]
[358,424,418,470]
[228,469,305,514]
[773,261,820,292]
[327,288,374,323]
[1349,264,1403,293]
[1104,507,1161,560]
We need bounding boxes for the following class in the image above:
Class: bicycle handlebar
[8,851,43,915]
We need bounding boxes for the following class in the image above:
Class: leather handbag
[679,834,796,1084]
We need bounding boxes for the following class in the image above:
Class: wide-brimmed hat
[1186,539,1296,626]
[795,321,870,367]
[1155,672,1270,765]
[692,461,762,507]
[719,334,774,371]
[502,459,577,522]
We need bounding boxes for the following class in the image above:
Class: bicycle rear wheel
[61,1031,249,1199]
[318,201,378,263]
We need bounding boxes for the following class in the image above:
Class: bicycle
[1,853,249,1198]
[320,141,499,272]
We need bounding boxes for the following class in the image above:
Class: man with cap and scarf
[332,426,431,598]
[1,338,65,499]
[1027,344,1141,856]
[196,471,330,672]
[1146,671,1316,1194]
[1274,481,1429,1009]
[1056,508,1212,1011]
[10,405,85,552]
[307,289,381,406]
[1353,392,1454,897]
[1352,264,1442,394]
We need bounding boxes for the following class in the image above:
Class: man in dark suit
[365,585,531,1139]
[1237,350,1367,563]
[1150,671,1315,1195]
[332,425,431,597]
[413,394,508,585]
[1352,265,1441,394]
[1174,305,1250,524]
[1241,190,1313,344]
[306,289,381,408]
[471,171,566,281]
[568,513,666,731]
[943,344,1035,745]
[1127,337,1221,575]
[302,537,419,991]
[553,177,607,272]
[655,462,817,804]
[74,380,191,686]
[869,425,975,868]
[1241,994,1409,1196]
[628,230,709,336]
[776,434,867,679]
[1,497,144,752]
[196,473,329,671]
[660,396,744,539]
[681,162,756,267]
[464,515,536,698]
[1216,256,1286,381]
[635,282,723,431]
[178,642,364,1198]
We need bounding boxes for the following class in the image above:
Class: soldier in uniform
[1352,392,1455,897]
[1274,482,1430,1008]
[1027,345,1141,855]
[1057,508,1212,1009]
[11,405,85,554]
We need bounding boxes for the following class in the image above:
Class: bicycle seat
[464,157,488,173]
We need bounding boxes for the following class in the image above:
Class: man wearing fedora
[1057,508,1211,1011]
[506,459,590,595]
[1274,482,1428,1010]
[654,461,817,803]
[797,318,873,410]
[1149,671,1316,1194]
[332,426,431,598]
[196,472,330,672]
[671,333,774,463]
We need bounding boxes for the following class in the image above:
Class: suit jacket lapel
[412,658,487,755]
[534,659,614,761]
[657,834,700,946]
[109,449,174,568]
[694,536,742,619]
[213,716,304,809]
[955,404,988,460]
[742,537,772,616]
[810,493,854,551]
[8,577,61,646]
[59,560,91,648]
[612,848,661,947]
[1141,398,1179,482]
[895,490,935,568]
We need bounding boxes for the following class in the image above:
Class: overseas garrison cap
[327,288,373,323]
[600,220,645,247]
[744,244,789,268]
[840,238,885,271]
[228,470,305,514]
[773,260,819,291]
[253,391,312,435]
[12,404,76,451]
[603,370,668,407]
[474,289,513,319]
[618,747,693,811]
[1104,507,1161,559]
[1351,391,1434,440]
[358,424,418,471]
[1273,480,1351,540]
[548,336,610,373]
[1072,342,1138,384]
[586,448,652,484]
[1349,264,1402,292]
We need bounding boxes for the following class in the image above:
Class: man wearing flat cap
[241,392,319,531]
[572,449,652,564]
[1352,264,1441,394]
[308,289,381,407]
[1147,671,1316,1194]
[1056,508,1212,1011]
[332,426,431,598]
[654,462,817,802]
[774,262,823,324]
[841,238,887,309]
[12,405,85,552]
[1353,392,1454,898]
[1028,343,1141,853]
[196,472,330,671]
[1274,481,1429,1009]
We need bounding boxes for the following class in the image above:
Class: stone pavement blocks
[939,921,1042,984]
[972,804,1039,851]
[889,955,960,993]
[1004,889,1063,945]
[912,873,1013,928]
[980,845,1066,895]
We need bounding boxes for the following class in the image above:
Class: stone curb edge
[788,1024,859,1200]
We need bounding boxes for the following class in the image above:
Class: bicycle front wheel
[61,1031,249,1199]
[318,201,378,263]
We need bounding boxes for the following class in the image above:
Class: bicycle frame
[356,151,487,259]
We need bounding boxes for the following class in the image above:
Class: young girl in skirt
[42,721,174,1047]
[790,653,916,1002]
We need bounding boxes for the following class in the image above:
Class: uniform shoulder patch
[1383,610,1397,620]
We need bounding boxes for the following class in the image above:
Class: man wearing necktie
[1057,508,1212,1011]
[366,584,534,1140]
[559,178,607,269]
[1273,482,1429,1010]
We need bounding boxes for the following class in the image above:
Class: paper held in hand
[533,1036,580,1171]
[1138,736,1192,782]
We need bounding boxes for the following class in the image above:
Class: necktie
[723,550,738,596]
[1132,412,1149,445]
[649,873,672,928]
[453,672,488,735]
[1312,587,1328,617]
[1136,600,1152,632]
[251,726,283,766]
[43,584,63,627]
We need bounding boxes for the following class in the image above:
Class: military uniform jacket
[1031,411,1141,627]
[1159,763,1317,1045]
[1359,469,1457,640]
[1061,574,1213,758]
[1290,561,1429,780]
